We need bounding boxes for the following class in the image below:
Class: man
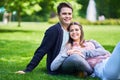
[16,2,93,76]
[16,2,73,75]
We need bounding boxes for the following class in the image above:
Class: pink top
[72,41,95,50]
[72,41,110,68]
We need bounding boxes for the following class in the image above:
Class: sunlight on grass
[83,25,120,46]
[0,22,119,80]
[0,22,51,31]
[0,56,31,63]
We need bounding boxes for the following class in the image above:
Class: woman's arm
[50,46,68,71]
[82,40,110,58]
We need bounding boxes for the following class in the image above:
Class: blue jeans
[102,42,120,80]
[60,54,93,75]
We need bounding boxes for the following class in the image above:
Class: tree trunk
[17,8,21,27]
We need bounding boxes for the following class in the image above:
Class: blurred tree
[3,0,42,27]
[77,0,120,19]
[0,0,5,7]
[96,0,120,18]
[95,0,110,18]
[34,0,81,21]
[52,0,81,19]
[109,0,120,18]
[36,0,54,21]
[1,0,81,23]
[76,0,89,18]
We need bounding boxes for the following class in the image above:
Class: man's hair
[57,2,73,15]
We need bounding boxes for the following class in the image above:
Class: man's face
[58,7,72,26]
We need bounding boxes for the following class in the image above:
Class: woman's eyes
[70,29,79,32]
[75,29,79,31]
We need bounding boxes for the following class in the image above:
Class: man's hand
[15,70,26,74]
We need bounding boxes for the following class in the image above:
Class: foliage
[108,0,120,18]
[35,0,55,21]
[48,17,59,24]
[77,0,120,18]
[52,0,82,18]
[48,16,120,25]
[4,0,42,15]
[1,0,120,23]
[76,0,89,18]
[96,0,120,18]
[0,0,5,7]
[22,15,43,22]
[77,18,120,25]
[95,0,110,18]
[2,0,42,26]
[0,13,2,21]
[21,0,81,22]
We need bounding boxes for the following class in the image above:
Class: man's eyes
[62,13,72,15]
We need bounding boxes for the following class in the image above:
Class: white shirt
[50,25,69,71]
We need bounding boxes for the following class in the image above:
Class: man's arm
[16,26,58,74]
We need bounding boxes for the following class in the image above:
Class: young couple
[16,2,120,80]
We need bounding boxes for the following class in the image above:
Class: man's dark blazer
[24,23,63,74]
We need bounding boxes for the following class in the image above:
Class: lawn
[0,22,120,80]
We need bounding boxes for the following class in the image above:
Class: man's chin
[61,22,71,26]
[65,22,71,25]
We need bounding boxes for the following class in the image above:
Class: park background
[0,0,120,80]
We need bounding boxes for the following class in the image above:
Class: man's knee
[61,54,82,71]
[62,54,88,69]
[103,69,119,80]
[66,54,93,74]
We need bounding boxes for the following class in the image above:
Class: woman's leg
[60,54,93,75]
[103,42,120,80]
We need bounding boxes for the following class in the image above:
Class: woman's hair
[67,22,85,47]
[57,2,73,15]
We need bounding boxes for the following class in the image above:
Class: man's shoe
[77,71,88,78]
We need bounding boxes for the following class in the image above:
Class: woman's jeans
[61,42,120,80]
[102,42,120,80]
[60,54,93,75]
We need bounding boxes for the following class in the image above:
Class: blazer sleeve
[24,27,58,72]
[82,40,110,59]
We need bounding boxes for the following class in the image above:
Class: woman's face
[69,25,81,42]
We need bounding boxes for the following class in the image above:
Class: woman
[51,22,120,80]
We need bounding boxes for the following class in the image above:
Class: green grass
[0,22,120,80]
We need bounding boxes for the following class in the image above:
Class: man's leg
[103,42,120,80]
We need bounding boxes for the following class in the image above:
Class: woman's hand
[67,49,74,55]
[67,49,80,55]
[67,49,85,58]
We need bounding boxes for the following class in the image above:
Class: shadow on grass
[103,45,115,53]
[0,29,40,33]
[0,39,38,56]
